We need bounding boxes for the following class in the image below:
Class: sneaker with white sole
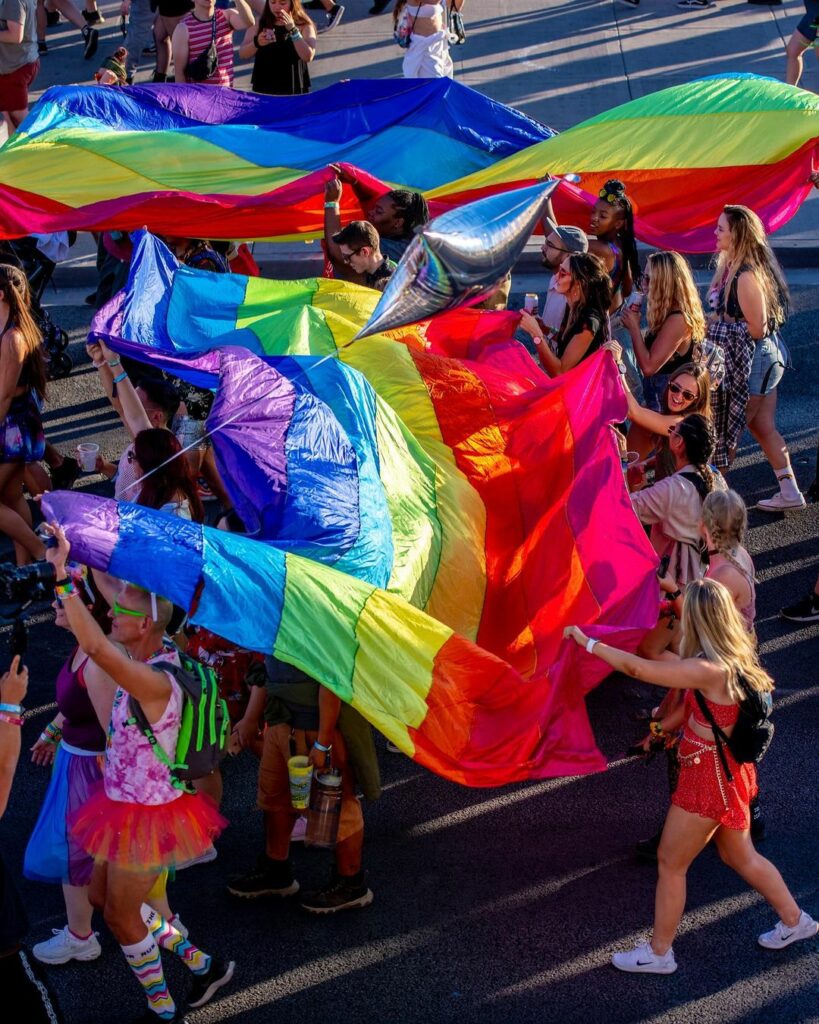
[755,492,806,512]
[758,911,819,950]
[33,925,101,965]
[780,592,819,624]
[612,940,677,974]
[187,957,235,1009]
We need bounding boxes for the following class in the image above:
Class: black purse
[185,15,218,82]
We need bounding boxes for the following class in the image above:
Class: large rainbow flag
[64,234,661,787]
[2,74,817,250]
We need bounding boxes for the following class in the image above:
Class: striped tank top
[183,9,234,87]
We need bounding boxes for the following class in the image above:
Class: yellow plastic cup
[287,755,313,809]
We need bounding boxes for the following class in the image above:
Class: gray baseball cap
[544,219,589,254]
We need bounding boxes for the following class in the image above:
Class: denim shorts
[798,0,819,43]
[748,333,789,397]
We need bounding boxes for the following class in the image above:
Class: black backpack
[694,678,773,781]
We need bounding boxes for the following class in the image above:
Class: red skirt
[671,728,756,830]
[69,784,227,873]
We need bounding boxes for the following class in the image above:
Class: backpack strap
[693,690,734,782]
[125,663,189,791]
[678,470,709,502]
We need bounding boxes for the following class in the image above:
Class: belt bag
[186,16,218,81]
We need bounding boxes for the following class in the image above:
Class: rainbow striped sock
[120,934,175,1020]
[141,905,212,976]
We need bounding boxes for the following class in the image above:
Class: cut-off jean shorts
[748,333,790,397]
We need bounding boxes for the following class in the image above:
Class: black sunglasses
[669,382,697,402]
[341,246,364,264]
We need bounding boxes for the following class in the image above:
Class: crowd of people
[0,2,817,1022]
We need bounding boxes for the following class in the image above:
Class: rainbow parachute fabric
[1,74,817,250]
[58,233,662,787]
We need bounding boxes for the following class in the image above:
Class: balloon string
[122,323,379,501]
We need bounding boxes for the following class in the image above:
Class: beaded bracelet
[0,712,23,727]
[41,721,62,744]
[289,28,303,40]
[0,702,22,714]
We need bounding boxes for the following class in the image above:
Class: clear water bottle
[305,769,342,849]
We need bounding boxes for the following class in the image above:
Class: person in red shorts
[565,578,817,976]
[0,0,38,132]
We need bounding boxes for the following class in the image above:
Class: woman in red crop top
[565,578,817,975]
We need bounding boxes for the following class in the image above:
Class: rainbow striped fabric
[58,236,660,787]
[2,75,816,250]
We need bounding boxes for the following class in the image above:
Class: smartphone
[656,554,670,579]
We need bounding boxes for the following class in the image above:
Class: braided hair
[675,413,716,495]
[599,179,640,287]
[702,489,751,579]
[384,189,429,239]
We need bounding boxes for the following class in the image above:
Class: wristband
[0,702,22,714]
[0,713,23,727]
[533,336,545,346]
[585,638,598,655]
[40,721,62,744]
[289,28,302,39]
[313,740,332,753]
[324,201,339,209]
[55,580,78,600]
[54,576,70,587]
[112,371,128,384]
[106,358,121,368]
[92,360,105,369]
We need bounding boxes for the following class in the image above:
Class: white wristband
[585,638,598,655]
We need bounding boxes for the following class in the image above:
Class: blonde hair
[710,205,788,329]
[680,578,772,699]
[646,251,706,343]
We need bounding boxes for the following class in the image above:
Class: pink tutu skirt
[69,784,227,872]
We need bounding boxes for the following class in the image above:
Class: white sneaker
[756,492,806,512]
[290,815,308,843]
[612,941,677,974]
[32,925,101,964]
[758,911,819,949]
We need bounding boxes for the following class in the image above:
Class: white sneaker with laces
[758,911,819,950]
[33,925,101,964]
[612,941,677,974]
[756,491,806,512]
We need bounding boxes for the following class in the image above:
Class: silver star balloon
[355,180,559,339]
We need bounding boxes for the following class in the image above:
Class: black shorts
[797,0,819,42]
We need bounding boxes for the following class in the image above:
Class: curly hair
[645,251,706,343]
[383,189,429,239]
[599,179,640,287]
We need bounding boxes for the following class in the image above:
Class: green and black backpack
[127,652,229,793]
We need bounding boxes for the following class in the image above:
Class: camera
[0,561,56,622]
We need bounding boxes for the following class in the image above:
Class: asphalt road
[1,282,817,1024]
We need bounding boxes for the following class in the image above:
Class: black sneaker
[780,592,819,624]
[49,455,80,490]
[82,24,99,60]
[325,4,345,30]
[82,8,104,24]
[299,870,373,914]
[37,40,48,55]
[46,9,60,25]
[226,856,299,898]
[634,829,662,863]
[187,957,235,1009]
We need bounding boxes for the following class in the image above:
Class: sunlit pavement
[2,280,816,1023]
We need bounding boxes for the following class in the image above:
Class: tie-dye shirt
[104,650,183,806]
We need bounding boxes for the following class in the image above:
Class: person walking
[565,578,818,975]
[393,0,464,79]
[0,0,39,132]
[784,1,819,86]
[172,0,254,86]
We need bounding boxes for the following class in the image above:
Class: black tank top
[1,316,32,391]
[251,27,311,96]
[645,310,693,375]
